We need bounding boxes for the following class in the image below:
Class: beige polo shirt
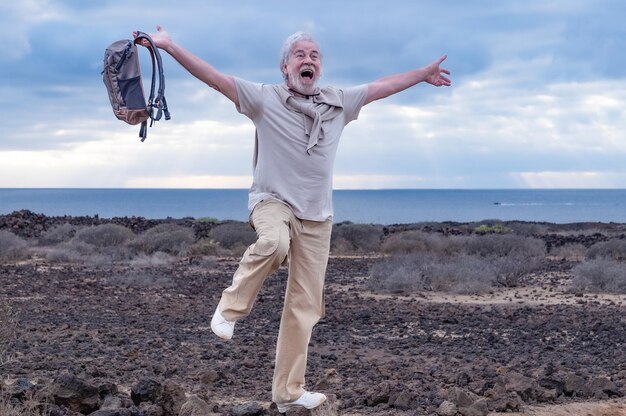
[235,78,368,222]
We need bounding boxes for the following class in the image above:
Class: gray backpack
[102,31,170,141]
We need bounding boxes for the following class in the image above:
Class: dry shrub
[462,234,545,287]
[73,224,134,247]
[586,238,626,261]
[369,232,547,293]
[464,234,545,258]
[488,254,543,287]
[0,230,30,262]
[368,253,496,295]
[44,239,133,264]
[0,394,47,416]
[331,222,383,254]
[45,223,197,263]
[209,222,256,250]
[189,238,231,258]
[429,255,496,294]
[368,253,429,293]
[571,259,626,294]
[38,223,80,246]
[130,223,194,256]
[43,240,94,263]
[45,224,136,263]
[381,230,462,256]
[38,223,227,261]
[382,231,545,260]
[482,236,544,287]
[577,239,626,294]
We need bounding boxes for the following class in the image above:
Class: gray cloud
[2,0,626,188]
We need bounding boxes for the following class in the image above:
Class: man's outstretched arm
[364,55,451,105]
[135,25,239,106]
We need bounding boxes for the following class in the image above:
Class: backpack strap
[133,31,171,141]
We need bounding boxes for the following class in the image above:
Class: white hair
[279,32,322,81]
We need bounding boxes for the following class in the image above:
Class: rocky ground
[1,212,626,415]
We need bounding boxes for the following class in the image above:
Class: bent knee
[251,235,289,263]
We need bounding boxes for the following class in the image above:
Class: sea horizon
[2,188,626,224]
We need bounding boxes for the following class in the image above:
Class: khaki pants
[218,199,333,403]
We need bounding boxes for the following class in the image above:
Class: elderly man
[137,25,450,412]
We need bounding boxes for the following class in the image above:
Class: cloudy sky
[1,0,626,189]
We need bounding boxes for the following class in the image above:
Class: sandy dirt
[490,397,626,416]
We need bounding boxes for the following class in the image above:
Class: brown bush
[0,230,30,262]
[488,253,543,287]
[43,240,96,263]
[209,222,256,250]
[367,252,430,293]
[73,224,134,247]
[129,223,194,256]
[38,223,80,246]
[331,222,383,254]
[429,255,497,294]
[369,232,547,293]
[189,238,230,257]
[368,252,497,295]
[463,234,546,259]
[586,238,626,261]
[571,259,626,294]
[44,238,134,264]
[381,230,462,256]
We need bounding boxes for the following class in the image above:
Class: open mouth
[300,68,314,79]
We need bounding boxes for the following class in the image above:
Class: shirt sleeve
[234,77,264,120]
[339,84,369,124]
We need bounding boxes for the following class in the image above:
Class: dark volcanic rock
[51,372,101,414]
[130,378,163,406]
[501,372,538,402]
[88,409,135,416]
[229,401,265,415]
[179,395,215,416]
[563,373,589,398]
[589,376,622,399]
[161,380,187,415]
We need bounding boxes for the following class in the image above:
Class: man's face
[282,40,322,95]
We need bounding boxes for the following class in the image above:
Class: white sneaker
[210,306,235,340]
[276,391,327,413]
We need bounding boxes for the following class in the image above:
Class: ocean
[1,188,626,224]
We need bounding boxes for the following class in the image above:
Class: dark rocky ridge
[0,209,229,241]
[3,209,626,248]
